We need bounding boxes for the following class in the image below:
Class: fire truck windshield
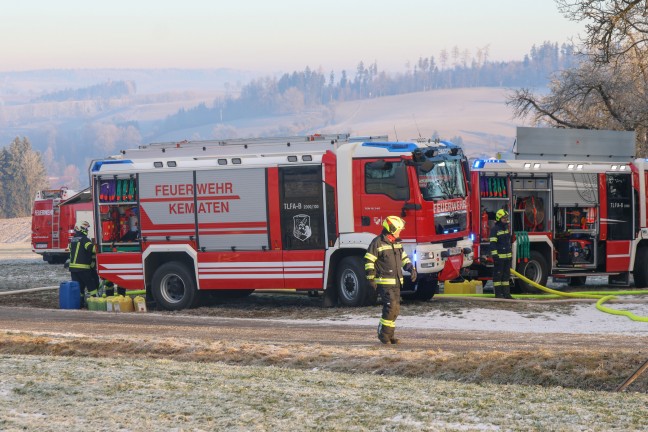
[418,160,466,200]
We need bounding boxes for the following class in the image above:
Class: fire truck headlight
[420,251,433,260]
[462,247,472,255]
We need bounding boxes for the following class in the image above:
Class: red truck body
[31,188,93,264]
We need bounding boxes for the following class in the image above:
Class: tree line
[159,41,577,134]
[34,80,136,102]
[0,137,49,218]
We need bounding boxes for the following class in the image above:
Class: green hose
[511,268,648,323]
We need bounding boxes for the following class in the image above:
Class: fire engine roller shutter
[279,166,325,250]
[195,168,269,250]
[552,173,599,207]
[139,171,196,241]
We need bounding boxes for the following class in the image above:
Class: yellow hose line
[511,268,648,323]
[596,295,648,323]
[510,269,603,299]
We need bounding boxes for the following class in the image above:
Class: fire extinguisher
[481,208,489,239]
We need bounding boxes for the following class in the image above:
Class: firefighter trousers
[70,270,99,304]
[492,258,511,296]
[378,284,400,341]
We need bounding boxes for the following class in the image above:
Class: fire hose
[511,268,648,392]
[510,269,648,322]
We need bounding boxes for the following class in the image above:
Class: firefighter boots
[378,334,392,345]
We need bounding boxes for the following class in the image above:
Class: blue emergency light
[91,160,133,172]
[362,142,419,152]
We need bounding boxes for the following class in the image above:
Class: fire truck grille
[434,212,467,235]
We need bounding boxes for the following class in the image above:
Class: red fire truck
[89,134,474,310]
[469,127,647,291]
[31,188,93,264]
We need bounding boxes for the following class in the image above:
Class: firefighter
[69,220,98,307]
[364,215,417,345]
[490,209,514,299]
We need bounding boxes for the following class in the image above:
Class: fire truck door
[278,166,326,290]
[605,173,634,271]
[359,159,416,234]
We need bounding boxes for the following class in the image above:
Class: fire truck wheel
[413,277,438,301]
[336,256,373,307]
[402,276,437,301]
[514,250,548,293]
[633,247,648,288]
[151,261,198,311]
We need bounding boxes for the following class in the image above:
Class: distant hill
[1,68,532,187]
[324,87,523,158]
[150,87,527,158]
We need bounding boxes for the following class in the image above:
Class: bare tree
[557,0,647,63]
[508,0,648,155]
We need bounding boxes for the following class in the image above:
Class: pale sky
[1,0,583,74]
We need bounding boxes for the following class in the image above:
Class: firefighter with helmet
[490,209,514,299]
[69,220,98,307]
[364,215,417,345]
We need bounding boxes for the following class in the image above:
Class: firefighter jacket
[364,233,413,286]
[69,231,95,272]
[490,220,512,260]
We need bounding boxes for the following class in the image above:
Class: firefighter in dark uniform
[364,215,417,345]
[69,220,98,307]
[490,209,514,299]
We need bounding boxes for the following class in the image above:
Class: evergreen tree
[2,137,49,218]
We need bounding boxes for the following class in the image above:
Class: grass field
[1,354,647,431]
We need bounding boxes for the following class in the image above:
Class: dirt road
[0,305,644,353]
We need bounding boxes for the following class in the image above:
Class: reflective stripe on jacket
[364,233,412,286]
[69,232,95,271]
[490,220,512,259]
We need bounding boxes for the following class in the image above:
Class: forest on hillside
[159,42,576,134]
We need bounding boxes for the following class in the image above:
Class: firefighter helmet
[382,215,405,233]
[75,220,90,234]
[495,209,509,221]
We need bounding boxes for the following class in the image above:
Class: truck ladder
[118,134,389,159]
[142,134,352,150]
[51,200,61,248]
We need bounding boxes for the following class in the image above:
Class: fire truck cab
[89,134,474,310]
[31,188,93,264]
[470,127,647,291]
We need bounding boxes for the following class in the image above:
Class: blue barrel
[59,281,81,309]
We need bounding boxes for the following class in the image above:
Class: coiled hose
[511,269,648,323]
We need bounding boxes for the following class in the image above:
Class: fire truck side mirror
[419,160,435,173]
[462,158,471,192]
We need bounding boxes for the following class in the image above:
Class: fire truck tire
[151,261,198,311]
[413,277,438,301]
[45,254,67,264]
[336,256,373,307]
[402,276,437,301]
[514,250,548,293]
[633,247,648,288]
